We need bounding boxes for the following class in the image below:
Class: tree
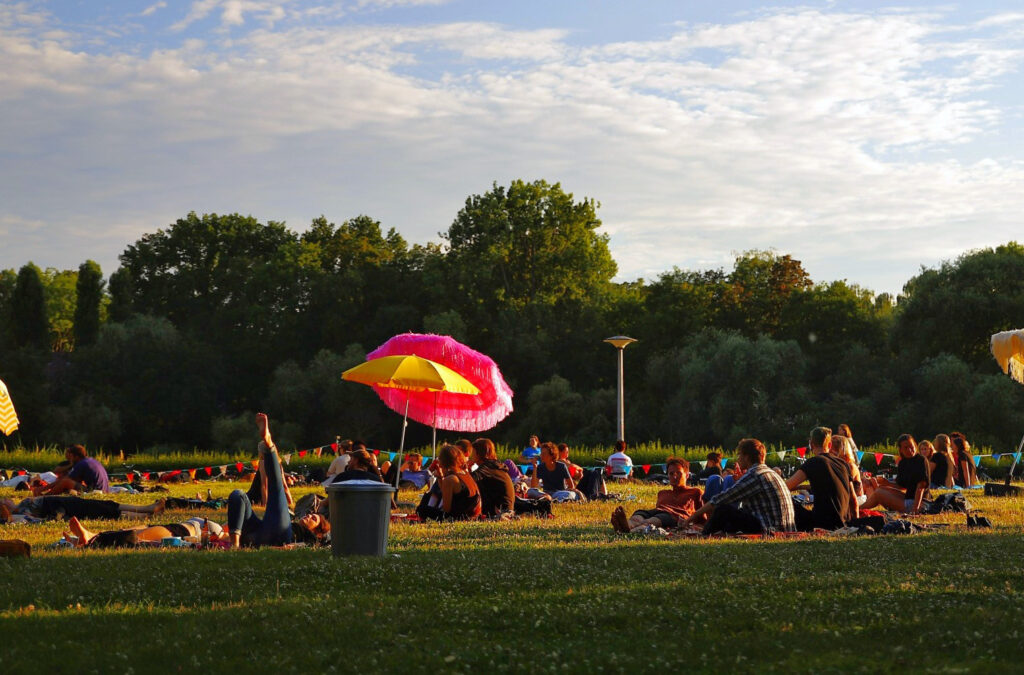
[0,269,16,351]
[74,260,104,347]
[443,180,617,320]
[720,250,812,337]
[12,263,49,350]
[107,267,133,322]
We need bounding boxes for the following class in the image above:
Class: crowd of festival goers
[1,415,983,549]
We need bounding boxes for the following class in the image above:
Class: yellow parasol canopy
[992,329,1024,385]
[0,378,20,436]
[342,355,479,395]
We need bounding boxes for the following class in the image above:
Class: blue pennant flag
[993,453,1002,462]
[721,458,729,470]
[520,464,530,475]
[973,455,981,467]
[856,451,864,463]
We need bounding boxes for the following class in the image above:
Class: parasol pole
[395,394,410,490]
[431,391,438,465]
[1005,432,1024,484]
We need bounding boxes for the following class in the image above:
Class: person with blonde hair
[861,434,929,514]
[830,434,865,502]
[930,434,956,488]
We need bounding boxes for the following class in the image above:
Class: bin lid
[326,479,396,493]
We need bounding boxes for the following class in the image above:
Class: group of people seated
[613,425,981,537]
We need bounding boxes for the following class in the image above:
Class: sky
[2,1,1023,295]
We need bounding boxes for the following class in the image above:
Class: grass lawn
[4,480,1024,673]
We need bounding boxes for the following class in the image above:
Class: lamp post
[603,336,637,442]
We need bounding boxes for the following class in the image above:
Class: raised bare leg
[68,516,95,547]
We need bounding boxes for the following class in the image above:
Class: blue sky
[2,0,1024,294]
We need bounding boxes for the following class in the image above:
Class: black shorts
[631,509,678,528]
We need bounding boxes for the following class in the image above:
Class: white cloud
[1,6,1024,293]
[141,2,167,17]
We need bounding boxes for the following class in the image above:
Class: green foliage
[106,266,133,323]
[896,241,1024,366]
[12,264,48,350]
[73,260,104,348]
[40,267,77,351]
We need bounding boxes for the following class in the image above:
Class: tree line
[2,179,1023,453]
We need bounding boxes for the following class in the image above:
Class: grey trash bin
[326,480,396,557]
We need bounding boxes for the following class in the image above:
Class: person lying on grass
[785,426,857,531]
[611,457,704,533]
[0,495,165,524]
[527,442,582,502]
[226,413,294,549]
[64,510,330,548]
[861,434,930,515]
[682,438,796,535]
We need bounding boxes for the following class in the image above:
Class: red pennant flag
[204,466,212,476]
[642,464,651,473]
[142,472,150,481]
[127,472,135,482]
[331,442,338,454]
[797,447,807,458]
[170,470,182,477]
[17,469,26,476]
[235,462,244,472]
[373,449,380,455]
[251,460,260,470]
[298,450,307,458]
[874,453,884,466]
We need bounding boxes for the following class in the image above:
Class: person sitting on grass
[226,413,294,549]
[611,458,704,533]
[703,457,745,500]
[951,432,978,488]
[698,452,723,479]
[34,445,110,495]
[606,440,634,478]
[830,434,865,503]
[557,443,584,481]
[0,495,165,523]
[861,434,930,514]
[786,427,857,531]
[929,435,956,489]
[682,438,796,535]
[417,444,481,521]
[527,442,581,502]
[470,438,516,518]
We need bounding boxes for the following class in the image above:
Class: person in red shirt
[611,458,703,532]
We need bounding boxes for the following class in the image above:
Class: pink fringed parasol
[367,333,514,433]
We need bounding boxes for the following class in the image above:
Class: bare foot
[68,516,94,547]
[152,498,166,516]
[256,413,273,449]
[610,506,630,533]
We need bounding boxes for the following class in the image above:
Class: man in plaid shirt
[682,438,795,534]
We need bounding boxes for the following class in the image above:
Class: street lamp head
[603,336,637,350]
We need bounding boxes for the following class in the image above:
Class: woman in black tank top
[439,444,481,520]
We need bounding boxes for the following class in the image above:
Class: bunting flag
[235,462,244,473]
[298,450,307,458]
[994,454,1002,462]
[874,453,884,466]
[251,460,260,470]
[0,378,20,436]
[973,455,981,467]
[127,472,135,483]
[797,447,807,459]
[721,458,729,470]
[282,454,291,465]
[624,465,633,476]
[372,449,380,456]
[204,466,213,476]
[520,464,530,475]
[314,448,323,457]
[856,451,864,463]
[389,452,397,462]
[1017,452,1022,462]
[777,450,787,461]
[219,465,228,476]
[142,472,150,481]
[699,461,708,469]
[642,464,651,473]
[188,469,197,481]
[331,442,339,454]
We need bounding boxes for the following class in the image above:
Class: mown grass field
[4,479,1024,674]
